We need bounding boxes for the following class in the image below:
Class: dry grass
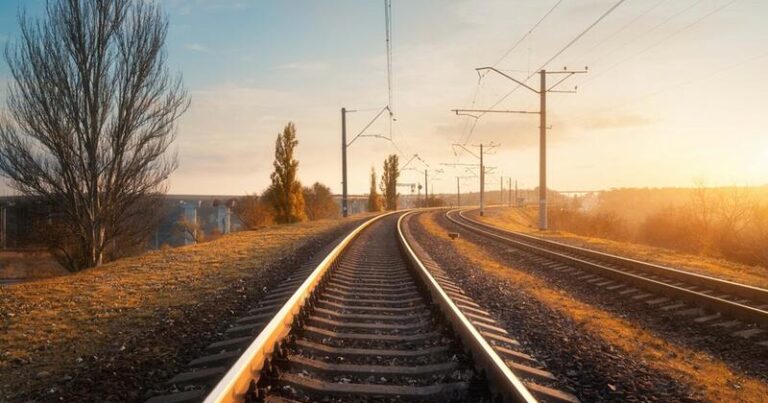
[0,215,365,396]
[473,207,768,289]
[420,212,768,402]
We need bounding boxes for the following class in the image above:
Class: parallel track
[447,208,768,329]
[149,211,577,403]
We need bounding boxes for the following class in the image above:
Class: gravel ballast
[408,211,701,402]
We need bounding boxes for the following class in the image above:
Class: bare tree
[0,0,188,270]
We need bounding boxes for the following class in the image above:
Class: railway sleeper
[268,372,471,401]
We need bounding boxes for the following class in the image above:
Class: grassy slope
[0,215,367,399]
[471,206,768,289]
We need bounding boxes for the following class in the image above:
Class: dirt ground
[471,206,768,289]
[0,214,371,402]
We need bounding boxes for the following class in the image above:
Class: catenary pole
[480,144,484,216]
[341,108,348,217]
[539,70,547,229]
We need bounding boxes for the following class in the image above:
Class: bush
[234,195,275,229]
[303,182,339,220]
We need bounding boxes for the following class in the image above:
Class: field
[0,215,369,401]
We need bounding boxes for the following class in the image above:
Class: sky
[0,0,767,196]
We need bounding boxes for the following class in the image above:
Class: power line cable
[571,48,768,124]
[582,0,736,86]
[480,0,628,116]
[384,0,394,139]
[491,0,564,68]
[458,0,565,146]
[575,0,670,68]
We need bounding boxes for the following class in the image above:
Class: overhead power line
[458,0,564,147]
[575,0,670,68]
[582,0,737,86]
[491,0,564,68]
[572,47,768,123]
[481,0,628,115]
[384,0,394,138]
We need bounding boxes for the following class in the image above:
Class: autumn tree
[368,167,383,212]
[380,154,399,211]
[303,182,339,220]
[267,122,306,223]
[0,0,188,270]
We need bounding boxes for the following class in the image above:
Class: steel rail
[447,209,768,326]
[397,211,538,403]
[203,212,396,403]
[458,209,768,303]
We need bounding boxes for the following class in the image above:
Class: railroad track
[148,212,577,403]
[446,208,768,344]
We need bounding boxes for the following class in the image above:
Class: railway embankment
[0,215,368,402]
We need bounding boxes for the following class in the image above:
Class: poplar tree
[368,167,383,212]
[268,122,306,223]
[380,154,399,211]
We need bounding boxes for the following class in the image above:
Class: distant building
[0,195,242,250]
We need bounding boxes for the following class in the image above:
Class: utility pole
[340,105,393,217]
[508,177,512,207]
[479,144,484,216]
[441,147,496,215]
[539,70,547,230]
[452,66,586,230]
[500,176,504,206]
[424,169,428,207]
[456,177,460,208]
[341,108,348,217]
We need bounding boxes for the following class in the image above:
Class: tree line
[235,123,403,228]
[548,185,768,268]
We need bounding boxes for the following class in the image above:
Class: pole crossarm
[475,66,539,93]
[452,108,538,115]
[546,69,587,92]
[451,143,480,159]
[401,154,419,170]
[346,105,391,147]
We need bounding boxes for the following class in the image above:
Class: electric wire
[575,0,670,69]
[480,0,628,116]
[384,0,394,139]
[571,48,768,123]
[457,0,564,147]
[581,0,737,86]
[491,0,564,68]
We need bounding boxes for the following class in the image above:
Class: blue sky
[1,0,767,196]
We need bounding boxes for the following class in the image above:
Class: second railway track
[150,211,577,403]
[447,208,768,341]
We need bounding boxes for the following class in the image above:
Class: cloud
[580,113,651,130]
[183,43,209,53]
[432,118,566,150]
[276,61,330,73]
